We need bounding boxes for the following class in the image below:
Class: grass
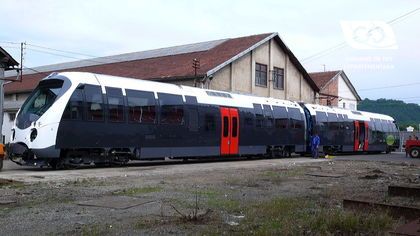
[80,224,112,236]
[263,167,306,180]
[0,178,25,189]
[114,186,163,196]
[239,197,394,235]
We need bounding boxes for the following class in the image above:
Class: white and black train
[7,72,400,168]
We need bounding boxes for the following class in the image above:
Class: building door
[220,107,239,155]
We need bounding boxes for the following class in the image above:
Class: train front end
[7,73,72,166]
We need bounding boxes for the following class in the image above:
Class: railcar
[7,72,400,168]
[303,104,400,154]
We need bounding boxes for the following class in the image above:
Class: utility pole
[192,58,200,87]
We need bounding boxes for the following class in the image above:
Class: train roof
[48,72,303,111]
[305,104,395,122]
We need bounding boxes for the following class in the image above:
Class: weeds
[241,197,394,235]
[114,186,162,196]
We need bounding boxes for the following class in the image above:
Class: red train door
[229,108,239,154]
[354,121,360,151]
[220,107,239,155]
[363,121,369,151]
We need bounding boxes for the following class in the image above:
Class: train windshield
[16,79,64,129]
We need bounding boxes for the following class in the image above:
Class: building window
[273,67,284,90]
[255,63,267,87]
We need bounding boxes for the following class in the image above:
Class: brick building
[309,70,361,110]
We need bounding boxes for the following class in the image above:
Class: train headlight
[30,128,38,142]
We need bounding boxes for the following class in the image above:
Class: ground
[0,153,419,235]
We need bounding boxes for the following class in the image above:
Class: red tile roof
[308,70,341,89]
[4,33,319,94]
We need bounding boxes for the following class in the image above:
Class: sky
[1,0,420,103]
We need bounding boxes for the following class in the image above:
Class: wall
[208,39,315,103]
[337,75,358,110]
[319,78,339,106]
[2,92,29,144]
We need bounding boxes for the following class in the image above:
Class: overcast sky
[1,0,419,103]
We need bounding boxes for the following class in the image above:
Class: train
[7,72,400,169]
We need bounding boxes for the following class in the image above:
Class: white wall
[2,112,15,143]
[337,75,358,110]
[2,92,28,144]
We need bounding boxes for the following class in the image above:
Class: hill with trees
[358,98,420,130]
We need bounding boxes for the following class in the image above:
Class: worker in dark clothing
[311,132,320,159]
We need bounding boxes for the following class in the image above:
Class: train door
[354,121,369,151]
[220,107,239,155]
[363,122,369,151]
[354,121,360,151]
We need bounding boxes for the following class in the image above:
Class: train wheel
[410,147,419,158]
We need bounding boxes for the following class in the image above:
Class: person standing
[311,132,321,159]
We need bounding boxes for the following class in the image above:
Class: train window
[368,119,376,132]
[289,108,303,129]
[126,90,156,124]
[85,85,104,121]
[223,116,229,137]
[185,96,198,104]
[232,117,238,137]
[391,122,398,132]
[382,120,390,132]
[205,114,216,131]
[158,93,184,125]
[374,119,383,132]
[337,114,345,129]
[272,106,288,129]
[106,87,124,122]
[263,105,274,128]
[327,113,339,130]
[343,114,350,122]
[63,87,84,120]
[316,111,328,123]
[253,103,264,128]
[242,108,254,127]
[343,114,351,130]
